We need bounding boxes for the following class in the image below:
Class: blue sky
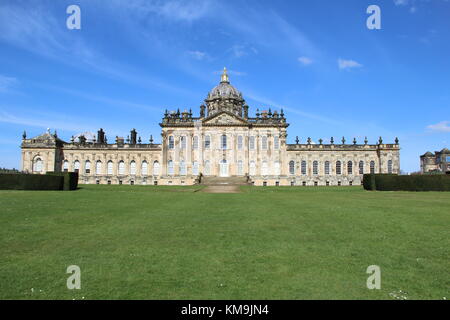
[0,0,449,173]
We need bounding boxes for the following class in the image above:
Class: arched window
[141,161,148,176]
[204,135,211,149]
[249,136,255,150]
[370,161,375,174]
[168,160,174,175]
[33,158,43,173]
[274,161,281,175]
[261,136,268,150]
[301,161,307,175]
[221,134,227,150]
[192,161,199,175]
[274,136,279,150]
[313,161,318,175]
[85,160,91,174]
[168,136,174,149]
[118,161,125,175]
[249,161,256,175]
[63,160,69,172]
[74,160,80,172]
[130,161,136,175]
[359,161,364,174]
[261,161,268,176]
[204,160,210,175]
[325,161,330,175]
[237,160,243,175]
[180,136,186,149]
[179,161,186,175]
[388,160,393,174]
[193,136,199,150]
[336,161,342,175]
[107,161,113,175]
[289,160,295,175]
[96,160,102,174]
[153,161,160,175]
[348,161,353,175]
[237,136,243,150]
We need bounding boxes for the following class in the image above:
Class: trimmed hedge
[363,174,450,191]
[46,172,78,190]
[0,173,64,190]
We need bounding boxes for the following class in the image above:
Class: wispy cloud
[187,50,209,61]
[298,56,313,66]
[338,58,363,70]
[427,121,450,133]
[0,75,18,93]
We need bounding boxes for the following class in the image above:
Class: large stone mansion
[21,68,400,186]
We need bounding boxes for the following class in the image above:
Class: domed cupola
[205,67,245,117]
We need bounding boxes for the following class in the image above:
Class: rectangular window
[261,136,268,150]
[274,136,279,150]
[180,136,186,149]
[238,136,243,150]
[221,135,227,150]
[204,136,210,149]
[249,136,255,150]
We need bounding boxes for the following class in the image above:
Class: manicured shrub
[364,174,450,191]
[46,172,79,190]
[0,173,64,190]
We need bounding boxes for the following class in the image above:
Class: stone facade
[21,68,401,186]
[420,148,450,173]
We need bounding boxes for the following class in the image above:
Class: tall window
[204,135,211,149]
[74,160,80,172]
[359,161,364,174]
[168,160,174,175]
[141,161,148,176]
[96,160,102,174]
[336,161,342,175]
[347,161,353,175]
[237,160,243,176]
[107,161,113,175]
[249,136,255,150]
[85,160,91,174]
[238,136,243,150]
[118,161,125,175]
[193,136,199,150]
[250,161,256,175]
[221,135,227,150]
[261,161,268,175]
[261,136,268,150]
[370,161,375,174]
[274,136,279,150]
[153,161,160,176]
[274,161,281,175]
[289,160,295,175]
[193,161,199,175]
[168,136,174,149]
[180,136,186,149]
[130,161,136,175]
[179,161,186,175]
[325,161,330,175]
[204,160,210,175]
[313,161,318,175]
[63,160,69,172]
[301,161,307,175]
[388,160,393,174]
[33,158,43,172]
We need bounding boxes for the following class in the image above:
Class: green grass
[0,185,449,300]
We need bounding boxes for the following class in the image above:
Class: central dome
[206,67,243,101]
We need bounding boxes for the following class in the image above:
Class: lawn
[0,185,448,300]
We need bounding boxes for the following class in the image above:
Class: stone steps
[200,176,251,186]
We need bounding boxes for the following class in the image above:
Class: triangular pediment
[202,111,248,125]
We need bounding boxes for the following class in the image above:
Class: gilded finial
[221,67,229,83]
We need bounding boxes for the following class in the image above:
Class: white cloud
[427,121,450,133]
[338,58,363,70]
[298,56,313,66]
[394,0,409,5]
[187,50,208,60]
[0,75,17,92]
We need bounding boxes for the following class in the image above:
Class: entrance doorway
[219,160,229,177]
